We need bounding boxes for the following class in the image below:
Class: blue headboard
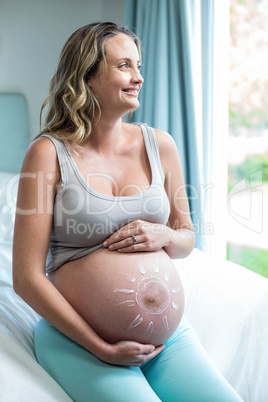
[0,93,30,173]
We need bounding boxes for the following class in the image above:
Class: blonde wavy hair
[37,22,141,147]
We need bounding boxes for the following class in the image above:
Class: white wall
[0,0,125,139]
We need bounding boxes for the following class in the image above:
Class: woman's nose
[131,68,144,84]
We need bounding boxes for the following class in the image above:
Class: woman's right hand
[103,340,165,367]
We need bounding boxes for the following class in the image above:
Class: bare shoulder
[26,135,57,157]
[124,123,179,160]
[151,128,183,179]
[123,122,142,135]
[153,128,178,157]
[125,123,176,147]
[21,136,60,182]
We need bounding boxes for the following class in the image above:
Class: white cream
[153,258,159,273]
[136,276,170,315]
[145,321,154,337]
[165,269,170,282]
[117,300,136,307]
[113,289,134,294]
[138,263,146,275]
[163,316,169,331]
[122,273,136,283]
[128,314,143,330]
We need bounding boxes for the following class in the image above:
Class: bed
[1,93,268,401]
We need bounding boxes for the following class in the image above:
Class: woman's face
[88,33,144,118]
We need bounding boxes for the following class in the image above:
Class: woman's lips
[123,88,139,96]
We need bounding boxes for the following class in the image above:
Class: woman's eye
[118,63,142,71]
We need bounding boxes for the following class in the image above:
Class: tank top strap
[40,134,69,188]
[140,125,165,183]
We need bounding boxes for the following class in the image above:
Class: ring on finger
[132,235,138,244]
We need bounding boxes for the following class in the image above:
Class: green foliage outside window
[227,244,268,278]
[228,153,268,192]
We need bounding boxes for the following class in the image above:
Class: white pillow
[0,172,41,356]
[0,172,19,243]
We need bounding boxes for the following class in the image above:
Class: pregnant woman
[13,22,243,401]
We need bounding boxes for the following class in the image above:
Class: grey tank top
[42,125,170,273]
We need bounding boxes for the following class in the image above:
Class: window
[227,0,268,277]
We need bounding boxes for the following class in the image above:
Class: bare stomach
[49,248,184,346]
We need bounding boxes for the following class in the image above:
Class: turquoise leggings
[34,317,243,402]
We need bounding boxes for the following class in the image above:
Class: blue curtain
[125,0,214,251]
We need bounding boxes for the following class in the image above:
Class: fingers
[140,344,156,355]
[144,343,165,358]
[105,235,141,251]
[136,344,165,366]
[103,221,141,250]
[103,235,158,253]
[104,223,139,246]
[102,220,166,253]
[108,341,165,366]
[115,240,159,253]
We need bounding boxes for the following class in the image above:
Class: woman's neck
[88,118,127,153]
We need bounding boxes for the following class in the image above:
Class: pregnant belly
[49,248,185,346]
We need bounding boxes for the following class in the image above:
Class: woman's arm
[13,138,164,366]
[103,129,195,258]
[158,129,195,258]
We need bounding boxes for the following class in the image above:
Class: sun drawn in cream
[112,257,180,337]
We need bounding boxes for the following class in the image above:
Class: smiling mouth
[123,89,139,95]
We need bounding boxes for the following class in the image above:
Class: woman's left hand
[103,220,172,253]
